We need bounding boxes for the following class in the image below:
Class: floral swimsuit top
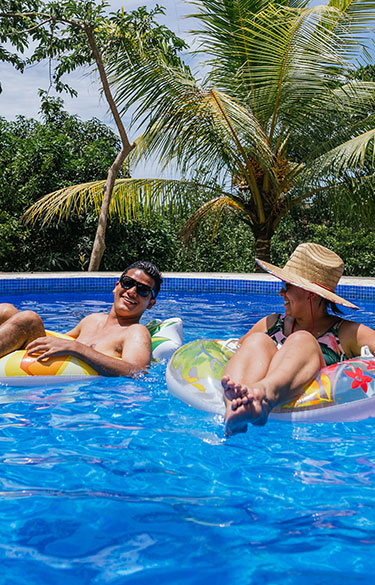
[265,314,347,366]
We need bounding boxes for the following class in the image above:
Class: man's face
[113,268,156,318]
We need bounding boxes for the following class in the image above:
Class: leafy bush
[1,100,375,275]
[271,212,375,277]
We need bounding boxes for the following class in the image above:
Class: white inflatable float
[166,338,375,422]
[0,317,183,386]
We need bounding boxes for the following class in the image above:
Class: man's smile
[121,294,137,306]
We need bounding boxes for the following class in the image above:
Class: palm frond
[183,194,252,242]
[187,1,375,137]
[135,89,275,184]
[22,177,231,226]
[109,42,277,197]
[22,181,106,226]
[298,127,375,190]
[326,0,375,34]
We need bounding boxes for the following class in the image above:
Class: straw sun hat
[256,242,358,310]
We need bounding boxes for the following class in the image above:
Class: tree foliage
[3,1,375,271]
[104,0,375,261]
[0,97,120,271]
[0,99,257,273]
[3,100,375,274]
[0,0,186,269]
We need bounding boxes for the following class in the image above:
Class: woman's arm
[339,320,375,358]
[238,314,279,344]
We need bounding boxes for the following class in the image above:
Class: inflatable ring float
[166,338,375,422]
[0,317,183,386]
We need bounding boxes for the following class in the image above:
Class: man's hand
[26,323,152,377]
[26,336,74,361]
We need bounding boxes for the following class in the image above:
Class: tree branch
[84,23,134,153]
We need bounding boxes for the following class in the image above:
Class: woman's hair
[322,299,343,315]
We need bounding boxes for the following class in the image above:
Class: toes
[221,375,230,389]
[237,385,248,398]
[231,397,243,411]
[224,387,236,402]
[252,387,265,401]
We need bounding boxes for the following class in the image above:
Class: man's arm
[25,324,152,377]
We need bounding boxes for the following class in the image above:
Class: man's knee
[16,310,44,329]
[0,303,19,324]
[10,310,45,340]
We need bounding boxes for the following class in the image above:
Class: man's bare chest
[76,320,128,357]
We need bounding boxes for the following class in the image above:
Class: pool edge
[1,271,375,301]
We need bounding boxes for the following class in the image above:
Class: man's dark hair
[122,260,163,297]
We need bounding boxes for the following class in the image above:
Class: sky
[0,0,192,123]
[0,1,195,177]
[0,1,191,122]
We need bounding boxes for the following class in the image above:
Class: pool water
[1,291,375,584]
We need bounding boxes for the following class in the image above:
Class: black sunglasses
[119,275,155,298]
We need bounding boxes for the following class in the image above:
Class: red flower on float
[344,368,372,393]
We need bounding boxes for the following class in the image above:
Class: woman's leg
[224,331,324,435]
[0,310,46,357]
[221,333,277,433]
[222,332,277,399]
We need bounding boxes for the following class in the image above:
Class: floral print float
[166,339,375,422]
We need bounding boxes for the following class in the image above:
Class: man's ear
[113,281,120,294]
[147,298,156,310]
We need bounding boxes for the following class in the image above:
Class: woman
[222,242,375,435]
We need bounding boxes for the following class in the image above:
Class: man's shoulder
[80,312,106,324]
[124,322,151,337]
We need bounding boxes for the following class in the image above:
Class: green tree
[30,0,375,264]
[8,0,375,266]
[111,0,375,262]
[0,0,185,269]
[0,97,121,271]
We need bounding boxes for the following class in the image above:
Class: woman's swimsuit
[265,314,347,366]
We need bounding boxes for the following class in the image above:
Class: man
[0,260,162,377]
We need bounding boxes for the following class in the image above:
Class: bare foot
[223,385,272,436]
[221,376,249,406]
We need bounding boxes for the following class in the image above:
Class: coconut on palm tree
[25,0,375,264]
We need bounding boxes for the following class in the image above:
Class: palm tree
[25,0,375,262]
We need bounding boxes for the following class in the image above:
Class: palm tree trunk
[254,224,271,268]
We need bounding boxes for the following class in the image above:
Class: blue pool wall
[1,273,375,302]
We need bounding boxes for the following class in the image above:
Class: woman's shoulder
[337,318,360,334]
[254,313,282,332]
[266,312,282,328]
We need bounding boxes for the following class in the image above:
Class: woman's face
[279,282,311,317]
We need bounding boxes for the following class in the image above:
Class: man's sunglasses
[119,275,155,298]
